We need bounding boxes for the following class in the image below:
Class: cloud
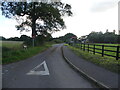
[91,1,118,12]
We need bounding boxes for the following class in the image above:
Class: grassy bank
[67,44,120,73]
[2,41,53,64]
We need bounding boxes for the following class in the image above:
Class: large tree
[88,31,104,43]
[88,31,118,43]
[1,1,72,43]
[58,33,77,43]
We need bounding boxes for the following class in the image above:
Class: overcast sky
[0,0,119,38]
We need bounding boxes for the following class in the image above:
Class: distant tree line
[1,33,78,45]
[87,30,120,44]
[0,34,52,46]
[0,35,31,41]
[2,30,118,46]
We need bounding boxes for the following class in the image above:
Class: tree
[35,31,53,45]
[88,31,118,43]
[20,35,30,41]
[88,31,104,43]
[0,36,6,41]
[7,37,20,41]
[1,1,72,46]
[19,35,32,46]
[59,33,77,43]
[104,32,117,43]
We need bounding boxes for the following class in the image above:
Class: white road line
[26,61,50,75]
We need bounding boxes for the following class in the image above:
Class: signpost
[32,35,36,47]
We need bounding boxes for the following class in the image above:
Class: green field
[2,41,23,49]
[1,41,53,64]
[77,43,120,60]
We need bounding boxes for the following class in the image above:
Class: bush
[52,39,63,43]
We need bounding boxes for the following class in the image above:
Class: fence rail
[74,43,120,60]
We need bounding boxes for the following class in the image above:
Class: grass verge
[2,42,53,64]
[67,44,120,73]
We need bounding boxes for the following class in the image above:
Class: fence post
[84,43,85,51]
[93,45,95,54]
[102,45,104,57]
[88,44,89,52]
[116,46,119,60]
[80,43,82,50]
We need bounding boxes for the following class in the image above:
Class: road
[2,44,96,88]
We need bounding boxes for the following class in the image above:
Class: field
[1,41,53,64]
[77,43,120,60]
[2,41,23,49]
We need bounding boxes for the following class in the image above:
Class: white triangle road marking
[26,61,50,75]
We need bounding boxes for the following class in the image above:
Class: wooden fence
[74,43,120,60]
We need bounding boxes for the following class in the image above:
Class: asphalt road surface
[2,44,96,88]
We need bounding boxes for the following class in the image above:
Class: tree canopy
[58,33,77,43]
[87,30,118,43]
[1,2,72,38]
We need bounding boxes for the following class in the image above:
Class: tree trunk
[32,18,36,38]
